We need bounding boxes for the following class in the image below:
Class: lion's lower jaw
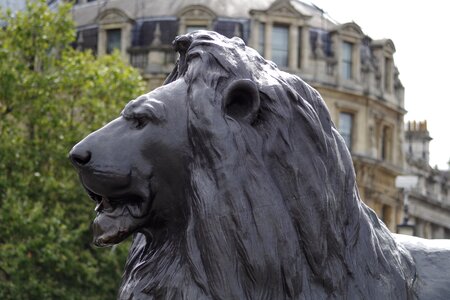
[92,209,149,247]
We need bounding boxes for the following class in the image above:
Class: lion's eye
[134,117,148,129]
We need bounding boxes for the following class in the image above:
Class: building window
[272,24,289,68]
[381,204,392,228]
[258,23,265,56]
[339,112,353,150]
[381,125,392,161]
[342,41,353,79]
[186,26,207,33]
[106,29,121,54]
[77,28,98,54]
[384,57,392,91]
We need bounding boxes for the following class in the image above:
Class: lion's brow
[121,96,166,123]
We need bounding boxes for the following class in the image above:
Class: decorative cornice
[250,0,312,20]
[96,8,133,25]
[177,5,217,19]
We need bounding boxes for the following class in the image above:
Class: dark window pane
[133,20,179,47]
[106,29,121,54]
[342,41,353,79]
[77,27,98,53]
[214,21,242,39]
[339,112,353,149]
[381,126,391,161]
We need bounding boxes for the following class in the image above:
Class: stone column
[123,23,132,62]
[300,26,309,71]
[288,24,298,70]
[353,41,361,83]
[249,19,259,49]
[333,34,341,87]
[98,29,106,56]
[179,19,186,35]
[264,21,272,60]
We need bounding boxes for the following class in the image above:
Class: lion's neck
[119,231,208,300]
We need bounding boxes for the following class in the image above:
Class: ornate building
[403,121,450,238]
[69,0,415,233]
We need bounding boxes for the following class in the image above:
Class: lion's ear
[223,79,260,124]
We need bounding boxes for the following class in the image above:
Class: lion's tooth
[95,199,103,212]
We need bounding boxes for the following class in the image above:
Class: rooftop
[72,0,337,28]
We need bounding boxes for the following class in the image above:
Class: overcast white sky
[311,0,449,170]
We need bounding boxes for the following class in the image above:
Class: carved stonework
[98,9,131,25]
[334,22,363,39]
[178,5,216,20]
[272,6,297,17]
[151,23,162,47]
[251,0,310,20]
[385,39,396,54]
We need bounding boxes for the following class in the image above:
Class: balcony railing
[130,52,148,69]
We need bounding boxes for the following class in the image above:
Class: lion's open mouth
[80,183,154,247]
[85,188,148,219]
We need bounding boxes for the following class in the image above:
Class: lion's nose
[69,146,92,168]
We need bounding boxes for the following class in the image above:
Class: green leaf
[0,1,146,298]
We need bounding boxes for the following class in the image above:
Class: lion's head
[69,78,191,247]
[70,31,416,299]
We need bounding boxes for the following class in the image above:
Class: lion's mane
[120,31,416,299]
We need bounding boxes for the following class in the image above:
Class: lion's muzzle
[69,130,154,248]
[69,144,91,169]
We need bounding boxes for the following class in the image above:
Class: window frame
[342,41,353,80]
[106,28,122,54]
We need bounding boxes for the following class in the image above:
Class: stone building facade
[403,121,450,238]
[68,0,422,233]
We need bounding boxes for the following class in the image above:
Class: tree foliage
[0,1,146,298]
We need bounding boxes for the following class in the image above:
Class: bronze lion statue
[70,31,450,299]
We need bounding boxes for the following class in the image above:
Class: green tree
[0,1,146,298]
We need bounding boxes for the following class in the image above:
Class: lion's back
[395,234,450,299]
